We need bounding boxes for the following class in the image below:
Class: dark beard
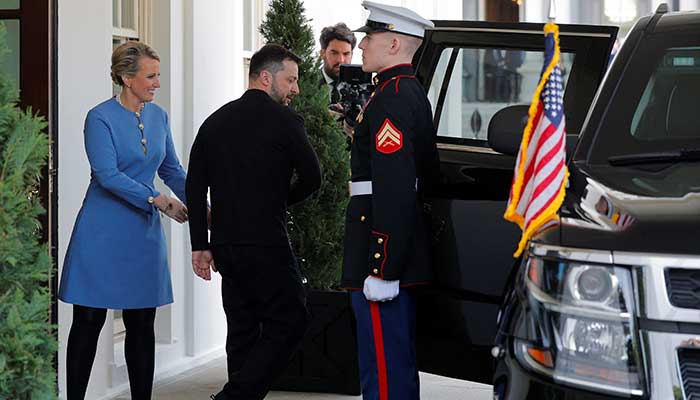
[323,62,338,80]
[270,84,286,105]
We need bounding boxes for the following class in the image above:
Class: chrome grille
[679,348,700,399]
[666,269,700,310]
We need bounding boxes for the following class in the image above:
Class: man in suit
[320,23,356,104]
[186,44,322,400]
[342,2,439,399]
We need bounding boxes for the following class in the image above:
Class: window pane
[112,38,127,96]
[244,57,250,88]
[0,0,19,10]
[243,0,253,52]
[113,0,119,28]
[121,0,135,30]
[630,46,700,141]
[0,20,20,90]
[429,47,574,142]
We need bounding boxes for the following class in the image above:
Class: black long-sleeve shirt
[186,89,321,251]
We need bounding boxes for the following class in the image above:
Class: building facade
[1,0,698,399]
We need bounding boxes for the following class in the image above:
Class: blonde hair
[110,41,160,86]
[399,35,423,58]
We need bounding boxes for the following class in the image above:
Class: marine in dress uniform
[341,2,439,399]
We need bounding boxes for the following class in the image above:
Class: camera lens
[576,267,613,302]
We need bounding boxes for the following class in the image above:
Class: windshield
[589,32,700,164]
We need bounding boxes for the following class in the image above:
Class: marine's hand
[343,119,354,140]
[363,276,400,302]
[192,250,215,281]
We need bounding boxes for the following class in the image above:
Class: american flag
[504,22,569,257]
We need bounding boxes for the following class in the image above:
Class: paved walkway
[115,357,492,400]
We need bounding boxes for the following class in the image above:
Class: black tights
[66,305,156,400]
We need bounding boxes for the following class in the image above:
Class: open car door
[413,20,617,383]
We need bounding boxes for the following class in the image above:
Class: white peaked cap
[354,1,434,38]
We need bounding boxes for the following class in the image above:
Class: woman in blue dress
[58,42,188,400]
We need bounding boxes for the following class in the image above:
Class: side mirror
[488,105,579,160]
[487,105,529,157]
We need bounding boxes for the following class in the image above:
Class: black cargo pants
[211,245,310,400]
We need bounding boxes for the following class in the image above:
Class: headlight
[513,251,645,396]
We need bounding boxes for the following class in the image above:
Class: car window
[428,47,574,144]
[630,46,700,141]
[589,33,700,164]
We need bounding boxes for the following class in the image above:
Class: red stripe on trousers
[370,302,389,400]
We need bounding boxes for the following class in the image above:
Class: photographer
[319,23,356,104]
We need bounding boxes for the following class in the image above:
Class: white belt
[349,180,418,197]
[349,181,373,196]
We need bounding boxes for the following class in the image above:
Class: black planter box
[272,289,361,395]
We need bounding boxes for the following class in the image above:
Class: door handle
[459,166,476,184]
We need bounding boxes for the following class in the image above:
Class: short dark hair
[320,23,357,50]
[249,44,301,80]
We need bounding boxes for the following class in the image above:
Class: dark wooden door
[0,0,57,324]
[485,0,520,23]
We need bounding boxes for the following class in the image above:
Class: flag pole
[548,0,556,22]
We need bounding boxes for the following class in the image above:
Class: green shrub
[261,0,350,290]
[0,22,56,399]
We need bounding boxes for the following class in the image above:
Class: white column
[523,0,546,23]
[57,1,114,398]
[183,0,241,357]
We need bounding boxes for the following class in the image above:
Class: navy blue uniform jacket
[341,64,439,289]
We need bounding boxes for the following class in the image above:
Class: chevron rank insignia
[375,118,402,154]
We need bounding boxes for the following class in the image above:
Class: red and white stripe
[510,103,567,228]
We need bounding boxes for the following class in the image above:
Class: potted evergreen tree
[0,23,57,399]
[260,0,359,395]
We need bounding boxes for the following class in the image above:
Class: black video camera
[337,64,374,127]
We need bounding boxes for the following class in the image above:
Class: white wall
[57,1,113,398]
[57,0,241,398]
[184,0,240,357]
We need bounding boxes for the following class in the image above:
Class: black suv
[414,5,700,399]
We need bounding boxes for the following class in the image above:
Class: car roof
[654,10,700,33]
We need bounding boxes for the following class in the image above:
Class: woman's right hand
[154,194,188,223]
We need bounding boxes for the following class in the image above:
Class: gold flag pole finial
[548,0,557,22]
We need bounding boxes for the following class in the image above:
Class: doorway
[0,0,57,323]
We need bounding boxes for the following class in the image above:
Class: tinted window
[429,47,574,144]
[590,32,700,163]
[630,47,700,141]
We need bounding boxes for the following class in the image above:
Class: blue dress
[58,97,187,309]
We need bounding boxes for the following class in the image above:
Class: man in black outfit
[185,44,321,400]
